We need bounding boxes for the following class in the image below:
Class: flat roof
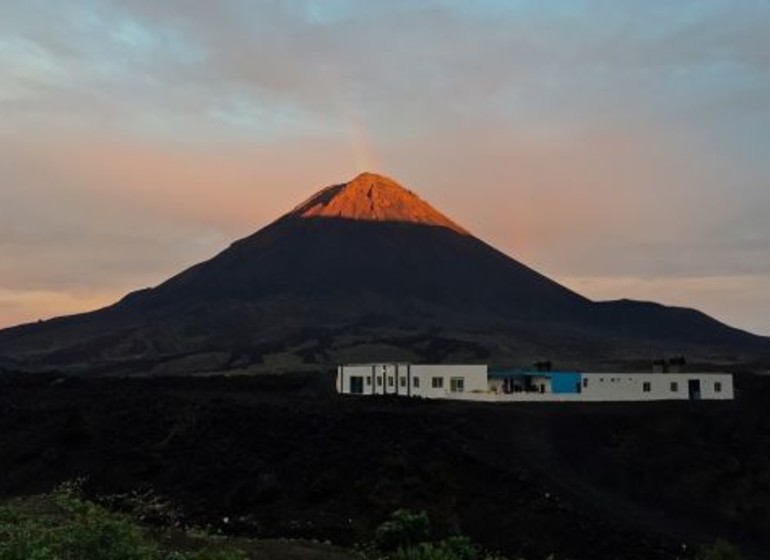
[488,369,580,379]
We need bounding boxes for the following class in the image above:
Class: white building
[336,364,488,399]
[336,364,734,402]
[578,372,732,401]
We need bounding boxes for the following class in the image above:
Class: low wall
[405,390,732,403]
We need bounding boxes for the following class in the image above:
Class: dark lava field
[1,371,768,560]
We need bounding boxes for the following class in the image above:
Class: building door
[350,376,364,394]
[687,379,701,400]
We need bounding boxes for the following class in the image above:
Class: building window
[643,382,651,393]
[450,377,465,393]
[400,376,407,387]
[366,377,372,386]
[583,378,588,388]
[377,376,383,386]
[670,382,678,392]
[388,377,394,387]
[432,377,443,389]
[715,382,722,393]
[413,376,420,388]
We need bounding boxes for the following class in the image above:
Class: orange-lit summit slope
[0,172,766,373]
[290,172,468,234]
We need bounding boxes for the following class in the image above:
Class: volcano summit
[290,172,468,233]
[0,172,766,375]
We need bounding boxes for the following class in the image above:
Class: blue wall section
[551,372,582,394]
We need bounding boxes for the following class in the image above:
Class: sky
[1,0,769,335]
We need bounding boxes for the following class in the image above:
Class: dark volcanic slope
[127,172,587,319]
[0,172,766,372]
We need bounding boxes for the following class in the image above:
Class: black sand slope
[0,372,768,560]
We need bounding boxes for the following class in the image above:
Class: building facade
[336,364,734,402]
[578,372,732,401]
[336,364,488,399]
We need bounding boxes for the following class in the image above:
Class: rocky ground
[0,371,768,560]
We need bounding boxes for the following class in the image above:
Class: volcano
[0,172,766,374]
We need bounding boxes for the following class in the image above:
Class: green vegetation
[0,489,246,560]
[375,510,431,552]
[0,491,746,560]
[389,536,485,560]
[695,539,743,560]
[368,510,515,560]
[370,510,748,560]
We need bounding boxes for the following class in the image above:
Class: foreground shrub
[376,509,431,552]
[391,536,481,560]
[372,510,513,560]
[0,490,246,560]
[696,539,743,560]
